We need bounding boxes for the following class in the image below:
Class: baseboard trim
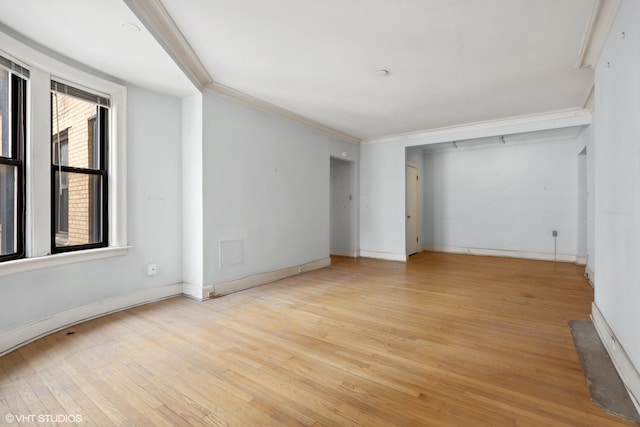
[592,303,640,414]
[585,267,595,287]
[208,258,331,298]
[576,256,588,266]
[422,245,577,263]
[359,251,407,262]
[0,283,184,356]
[330,249,358,258]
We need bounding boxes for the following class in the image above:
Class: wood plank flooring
[0,252,635,426]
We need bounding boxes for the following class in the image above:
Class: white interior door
[406,163,419,255]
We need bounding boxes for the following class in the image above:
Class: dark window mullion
[0,158,21,167]
[99,106,108,248]
[50,167,56,252]
[13,74,25,259]
[53,165,105,175]
[54,242,107,253]
[99,106,108,170]
[15,74,25,259]
[100,106,108,247]
[10,78,17,162]
[16,162,24,257]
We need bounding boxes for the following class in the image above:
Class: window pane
[54,171,102,247]
[0,69,9,158]
[0,164,17,255]
[51,92,100,169]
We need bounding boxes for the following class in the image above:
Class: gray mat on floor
[569,320,640,424]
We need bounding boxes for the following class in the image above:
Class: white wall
[421,138,579,258]
[575,126,592,267]
[0,60,361,347]
[593,0,640,376]
[360,115,590,261]
[359,142,406,259]
[200,92,358,287]
[182,93,204,287]
[0,85,183,334]
[584,124,596,276]
[330,157,358,256]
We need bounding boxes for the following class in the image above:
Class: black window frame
[0,70,26,262]
[50,85,109,254]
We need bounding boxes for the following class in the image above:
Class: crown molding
[123,0,212,90]
[575,0,622,69]
[205,82,361,144]
[124,0,359,144]
[126,0,595,147]
[420,127,584,154]
[362,109,592,145]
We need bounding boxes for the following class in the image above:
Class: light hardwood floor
[0,252,635,426]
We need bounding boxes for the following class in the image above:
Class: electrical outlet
[147,264,157,276]
[552,230,558,237]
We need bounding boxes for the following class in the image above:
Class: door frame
[330,156,358,257]
[406,161,420,256]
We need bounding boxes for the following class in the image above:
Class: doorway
[330,157,357,257]
[577,148,587,265]
[406,162,419,255]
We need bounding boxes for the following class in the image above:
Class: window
[51,82,109,252]
[0,38,127,275]
[0,58,27,262]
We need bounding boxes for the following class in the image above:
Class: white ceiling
[0,0,607,141]
[0,0,195,97]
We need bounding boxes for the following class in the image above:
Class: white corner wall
[0,85,184,352]
[182,93,204,291]
[422,138,579,259]
[592,0,640,393]
[201,91,358,288]
[359,142,406,260]
[584,124,596,277]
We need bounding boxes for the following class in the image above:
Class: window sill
[0,246,130,278]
